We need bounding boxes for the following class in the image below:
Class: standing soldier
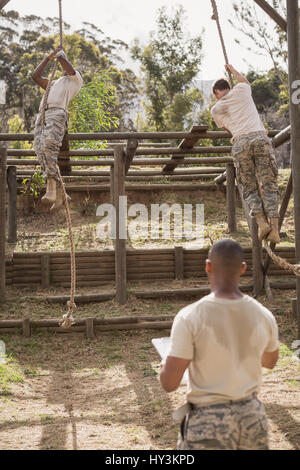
[211,64,280,244]
[33,48,83,210]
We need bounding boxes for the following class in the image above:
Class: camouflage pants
[34,108,68,182]
[232,131,279,218]
[178,395,269,450]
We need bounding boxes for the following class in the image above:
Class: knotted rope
[38,0,77,327]
[211,0,299,279]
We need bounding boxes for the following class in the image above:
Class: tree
[0,9,138,131]
[229,0,287,84]
[68,71,119,149]
[131,5,204,131]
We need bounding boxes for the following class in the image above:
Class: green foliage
[131,5,204,131]
[69,71,119,149]
[0,10,138,132]
[21,172,45,199]
[8,114,32,149]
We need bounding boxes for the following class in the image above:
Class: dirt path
[0,288,299,450]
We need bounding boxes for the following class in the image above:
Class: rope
[37,0,77,327]
[211,0,299,280]
[57,164,77,328]
[264,240,300,277]
[210,0,234,88]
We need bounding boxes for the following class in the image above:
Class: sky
[6,0,279,80]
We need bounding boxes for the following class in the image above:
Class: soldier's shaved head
[208,239,244,274]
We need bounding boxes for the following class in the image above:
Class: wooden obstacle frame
[0,0,299,341]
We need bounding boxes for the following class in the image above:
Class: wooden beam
[253,0,287,31]
[0,1,10,9]
[273,125,291,147]
[163,125,209,173]
[0,148,7,303]
[7,165,17,244]
[287,0,300,341]
[237,182,264,296]
[125,138,139,175]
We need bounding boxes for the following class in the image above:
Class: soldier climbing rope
[210,0,300,279]
[38,0,76,328]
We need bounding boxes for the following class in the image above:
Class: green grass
[0,358,24,395]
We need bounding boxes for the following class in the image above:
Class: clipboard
[152,337,188,384]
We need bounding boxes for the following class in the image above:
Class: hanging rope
[37,0,77,327]
[211,0,300,279]
[210,0,234,88]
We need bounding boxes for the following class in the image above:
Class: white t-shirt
[211,83,265,139]
[168,293,279,406]
[42,70,83,111]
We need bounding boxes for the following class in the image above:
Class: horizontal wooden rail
[0,130,280,142]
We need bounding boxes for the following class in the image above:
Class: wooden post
[58,131,71,176]
[110,166,114,206]
[114,146,127,305]
[226,163,237,232]
[237,183,264,296]
[22,318,31,337]
[41,254,50,288]
[85,317,95,339]
[0,148,7,303]
[125,138,139,175]
[287,0,300,341]
[175,246,184,280]
[7,165,17,244]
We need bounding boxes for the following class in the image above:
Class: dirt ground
[0,284,299,450]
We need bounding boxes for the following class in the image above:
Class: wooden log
[273,125,291,148]
[226,164,237,232]
[22,318,31,337]
[47,293,115,304]
[253,0,287,31]
[175,246,184,280]
[291,298,298,320]
[95,321,173,332]
[53,280,115,287]
[163,125,210,173]
[41,254,50,288]
[215,171,227,185]
[7,166,17,244]
[114,146,127,305]
[125,138,139,174]
[58,131,71,176]
[86,318,95,339]
[287,0,300,341]
[237,182,264,296]
[10,157,235,166]
[135,284,253,299]
[0,148,7,303]
[63,184,218,192]
[0,130,280,142]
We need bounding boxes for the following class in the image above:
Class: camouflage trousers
[34,108,68,182]
[177,395,269,450]
[232,131,279,218]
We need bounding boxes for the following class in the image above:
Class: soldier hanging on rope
[33,47,83,211]
[211,64,280,245]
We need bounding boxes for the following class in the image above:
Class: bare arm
[56,50,76,76]
[262,349,279,369]
[226,64,250,86]
[160,356,191,393]
[32,48,62,90]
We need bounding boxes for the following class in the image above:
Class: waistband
[189,392,258,410]
[45,106,67,112]
[233,131,267,142]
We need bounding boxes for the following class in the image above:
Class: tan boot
[50,186,71,212]
[42,178,56,205]
[255,213,271,241]
[267,218,281,244]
